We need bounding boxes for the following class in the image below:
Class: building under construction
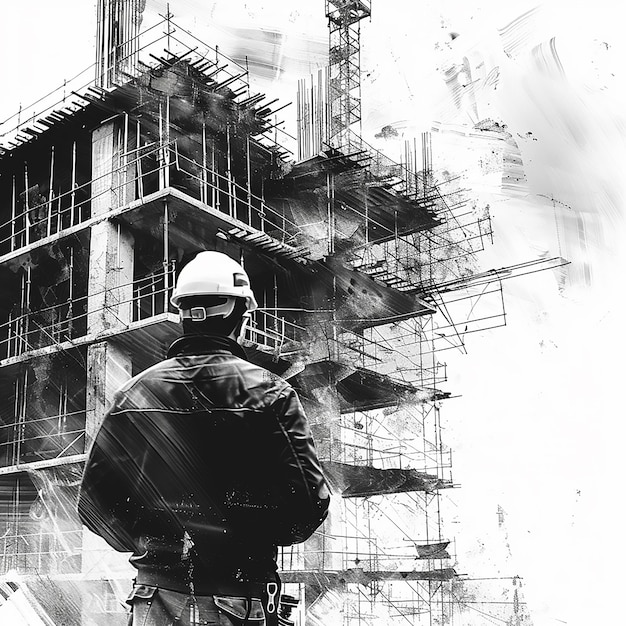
[0,2,555,624]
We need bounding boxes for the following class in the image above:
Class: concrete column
[85,341,132,442]
[87,221,135,333]
[82,340,133,585]
[88,120,135,334]
[92,122,120,217]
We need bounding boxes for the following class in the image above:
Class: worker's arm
[77,395,139,553]
[269,385,331,545]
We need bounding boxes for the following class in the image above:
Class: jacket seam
[110,407,265,415]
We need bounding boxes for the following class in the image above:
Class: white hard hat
[171,251,258,313]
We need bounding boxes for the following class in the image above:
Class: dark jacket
[77,334,330,592]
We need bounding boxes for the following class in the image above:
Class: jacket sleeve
[77,393,139,553]
[269,385,331,545]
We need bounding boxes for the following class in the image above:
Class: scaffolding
[0,14,290,159]
[0,6,556,625]
[289,31,559,617]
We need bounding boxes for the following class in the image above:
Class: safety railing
[336,327,447,386]
[245,309,308,356]
[339,437,453,476]
[0,411,86,468]
[278,535,333,573]
[168,144,304,246]
[0,528,82,575]
[345,129,429,199]
[1,297,88,361]
[0,178,92,255]
[133,263,177,322]
[0,137,307,259]
[281,530,383,575]
[0,262,178,362]
[0,140,169,256]
[0,265,307,363]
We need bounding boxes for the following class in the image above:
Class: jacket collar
[167,334,248,361]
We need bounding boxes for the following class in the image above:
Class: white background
[1,2,625,625]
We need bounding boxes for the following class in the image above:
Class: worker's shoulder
[118,353,292,394]
[113,358,168,394]
[230,355,293,395]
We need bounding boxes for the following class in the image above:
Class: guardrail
[0,410,86,468]
[0,137,306,259]
[0,528,82,575]
[246,309,307,355]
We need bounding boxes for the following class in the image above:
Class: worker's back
[78,334,330,593]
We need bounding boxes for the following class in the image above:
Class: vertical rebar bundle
[96,0,145,88]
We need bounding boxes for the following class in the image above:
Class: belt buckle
[266,582,279,614]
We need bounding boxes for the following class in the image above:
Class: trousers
[127,585,267,626]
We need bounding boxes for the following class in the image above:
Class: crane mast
[325,0,371,153]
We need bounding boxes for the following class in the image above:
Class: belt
[133,575,282,626]
[135,569,280,600]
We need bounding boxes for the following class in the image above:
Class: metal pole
[296,80,301,162]
[133,0,140,70]
[364,180,369,245]
[246,134,252,225]
[71,140,77,224]
[260,178,265,233]
[47,146,55,236]
[166,3,172,51]
[202,121,207,204]
[163,201,170,313]
[24,163,30,246]
[212,136,218,210]
[96,0,102,85]
[136,119,144,199]
[109,0,116,85]
[57,188,62,234]
[116,221,121,270]
[394,210,399,275]
[273,274,278,338]
[310,76,314,157]
[226,123,234,217]
[158,101,164,190]
[326,172,334,255]
[7,309,13,358]
[17,377,27,469]
[164,96,171,187]
[414,136,419,197]
[124,0,130,72]
[318,68,324,153]
[11,175,16,251]
[24,267,32,354]
[12,375,21,463]
[123,112,129,207]
[67,246,74,338]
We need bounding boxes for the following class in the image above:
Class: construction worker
[77,250,330,626]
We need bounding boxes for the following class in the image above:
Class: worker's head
[170,251,257,343]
